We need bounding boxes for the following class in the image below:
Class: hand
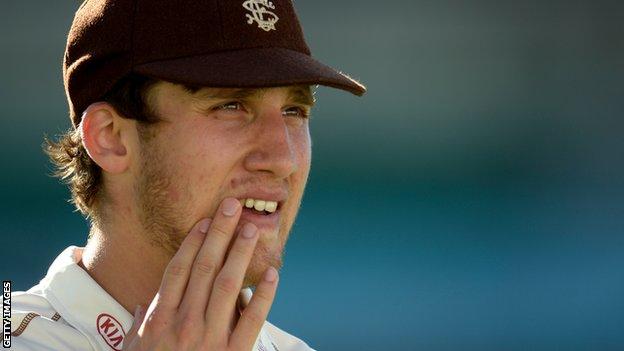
[122,197,279,350]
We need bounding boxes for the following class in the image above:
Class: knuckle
[166,264,188,277]
[193,259,217,276]
[229,242,251,258]
[210,223,232,238]
[204,339,226,351]
[243,310,265,326]
[215,274,239,295]
[186,230,205,246]
[176,315,200,343]
[251,288,273,305]
[143,310,166,332]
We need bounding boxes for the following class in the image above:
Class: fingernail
[264,267,278,282]
[222,198,240,217]
[199,218,212,233]
[240,223,257,239]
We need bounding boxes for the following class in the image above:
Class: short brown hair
[44,74,162,221]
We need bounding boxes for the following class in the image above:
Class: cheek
[290,123,311,156]
[175,130,241,211]
[167,123,227,174]
[295,131,312,179]
[149,135,205,203]
[284,132,311,212]
[167,187,182,202]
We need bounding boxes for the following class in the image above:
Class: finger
[156,218,211,312]
[205,222,258,337]
[122,305,146,350]
[178,197,242,316]
[228,267,279,350]
[126,305,146,337]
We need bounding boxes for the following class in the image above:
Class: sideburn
[135,123,188,256]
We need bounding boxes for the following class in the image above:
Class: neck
[79,222,170,314]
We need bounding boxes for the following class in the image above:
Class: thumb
[126,305,146,339]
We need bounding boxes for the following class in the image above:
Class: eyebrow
[193,88,257,101]
[288,85,316,106]
[192,85,315,106]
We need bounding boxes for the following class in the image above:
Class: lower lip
[239,207,280,231]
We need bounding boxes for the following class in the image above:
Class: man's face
[133,82,313,286]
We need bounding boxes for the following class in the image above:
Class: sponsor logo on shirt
[97,313,125,351]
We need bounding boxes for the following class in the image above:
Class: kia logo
[96,313,125,351]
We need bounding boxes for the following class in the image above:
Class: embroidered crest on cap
[97,313,125,351]
[242,0,279,32]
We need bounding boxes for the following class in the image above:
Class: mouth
[237,197,282,233]
[239,198,281,216]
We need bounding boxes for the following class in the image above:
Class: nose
[243,109,297,178]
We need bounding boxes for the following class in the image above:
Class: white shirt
[10,246,314,351]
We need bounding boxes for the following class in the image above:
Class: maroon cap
[63,0,366,127]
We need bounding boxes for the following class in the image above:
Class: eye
[282,106,310,119]
[214,101,246,112]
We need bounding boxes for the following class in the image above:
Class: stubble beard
[134,128,292,287]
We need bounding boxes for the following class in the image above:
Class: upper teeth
[240,198,278,213]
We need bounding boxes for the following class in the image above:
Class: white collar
[37,246,277,351]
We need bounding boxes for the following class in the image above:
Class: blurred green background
[2,1,623,350]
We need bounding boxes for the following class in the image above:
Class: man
[10,0,365,350]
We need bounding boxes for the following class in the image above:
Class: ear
[80,102,133,174]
